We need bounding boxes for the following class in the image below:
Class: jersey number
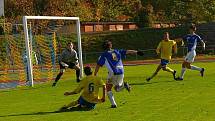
[88,83,94,93]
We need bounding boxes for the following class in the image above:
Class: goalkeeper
[60,66,106,110]
[146,32,177,82]
[52,42,81,86]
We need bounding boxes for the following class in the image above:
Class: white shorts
[107,72,124,87]
[185,50,196,63]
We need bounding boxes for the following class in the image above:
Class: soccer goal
[23,16,83,87]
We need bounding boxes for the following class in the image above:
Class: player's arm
[74,50,79,62]
[174,38,184,46]
[94,55,105,76]
[94,64,101,76]
[126,50,137,54]
[200,40,205,50]
[156,42,161,54]
[64,85,83,96]
[64,91,77,96]
[126,50,144,56]
[173,41,178,54]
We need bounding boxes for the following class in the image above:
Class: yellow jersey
[156,40,177,60]
[74,75,105,103]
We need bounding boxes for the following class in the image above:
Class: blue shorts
[78,96,96,109]
[160,59,169,66]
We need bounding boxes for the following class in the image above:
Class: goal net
[0,16,83,88]
[22,16,83,87]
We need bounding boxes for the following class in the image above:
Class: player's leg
[161,60,176,79]
[189,51,204,76]
[113,74,130,92]
[73,64,81,82]
[176,61,189,80]
[106,73,117,108]
[66,100,79,108]
[146,64,162,82]
[52,63,65,86]
[177,51,196,80]
[60,100,79,111]
[77,96,96,109]
[107,82,117,108]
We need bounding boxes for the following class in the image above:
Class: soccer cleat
[52,82,57,87]
[146,77,151,82]
[124,82,131,92]
[111,105,117,108]
[200,68,205,77]
[175,77,183,81]
[173,70,177,80]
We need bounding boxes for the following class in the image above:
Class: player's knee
[161,66,166,71]
[187,63,191,69]
[60,69,65,73]
[106,83,113,91]
[183,62,191,69]
[59,71,64,74]
[182,62,186,68]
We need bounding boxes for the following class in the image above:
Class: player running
[94,40,143,108]
[176,25,205,81]
[52,42,81,86]
[60,66,106,110]
[146,32,177,81]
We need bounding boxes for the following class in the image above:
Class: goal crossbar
[23,16,83,87]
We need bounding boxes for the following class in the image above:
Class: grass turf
[0,62,215,121]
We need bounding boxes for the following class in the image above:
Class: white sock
[180,68,186,79]
[107,91,117,106]
[191,65,202,71]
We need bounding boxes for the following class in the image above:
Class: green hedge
[81,27,187,52]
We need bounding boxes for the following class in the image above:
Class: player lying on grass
[146,32,177,82]
[52,41,81,87]
[176,25,205,81]
[60,66,106,110]
[94,40,144,108]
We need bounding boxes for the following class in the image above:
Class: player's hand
[137,50,144,56]
[64,92,71,96]
[60,62,69,68]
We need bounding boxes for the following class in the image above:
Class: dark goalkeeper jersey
[60,49,78,64]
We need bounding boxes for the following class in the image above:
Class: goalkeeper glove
[60,62,69,68]
[137,50,144,56]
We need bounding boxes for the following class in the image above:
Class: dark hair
[189,25,196,31]
[103,40,112,50]
[67,41,73,45]
[164,32,169,35]
[84,66,93,76]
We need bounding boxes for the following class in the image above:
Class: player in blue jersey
[176,25,205,80]
[94,40,143,108]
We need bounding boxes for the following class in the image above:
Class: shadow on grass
[0,107,92,118]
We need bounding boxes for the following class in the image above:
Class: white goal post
[23,16,83,87]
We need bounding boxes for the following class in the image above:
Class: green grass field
[0,62,215,121]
